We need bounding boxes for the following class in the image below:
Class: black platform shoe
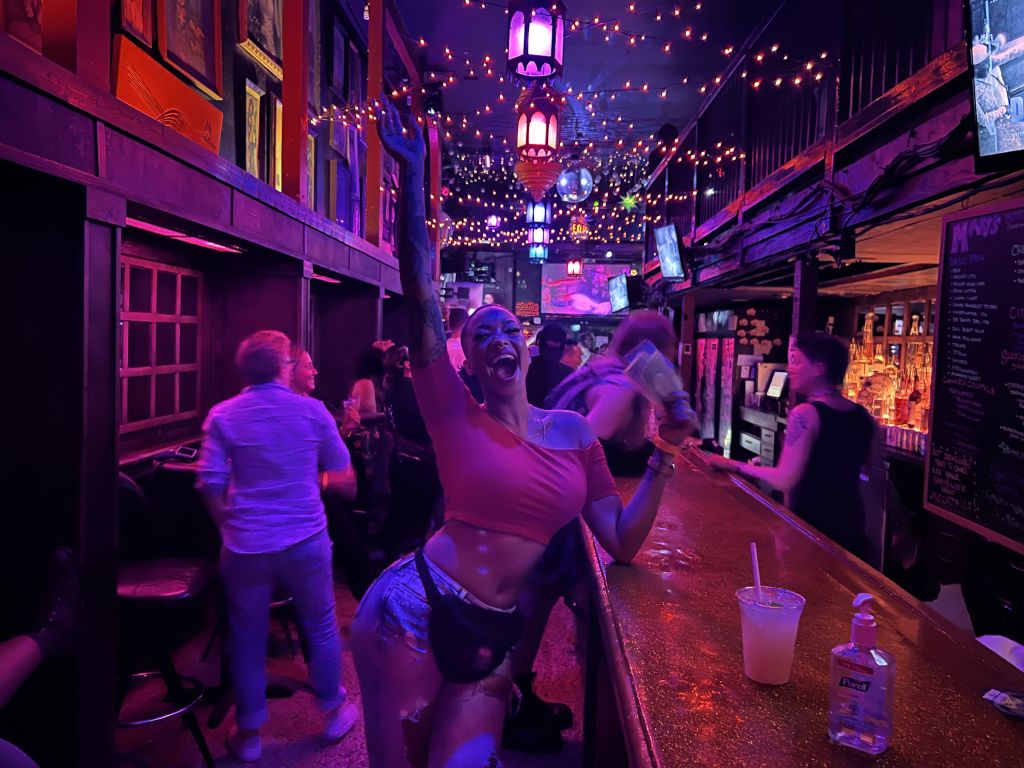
[501,672,573,753]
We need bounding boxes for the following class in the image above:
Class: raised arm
[376,100,447,370]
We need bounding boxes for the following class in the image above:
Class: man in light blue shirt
[198,330,358,761]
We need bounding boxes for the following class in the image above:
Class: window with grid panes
[120,258,202,433]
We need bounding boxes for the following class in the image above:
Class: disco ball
[557,167,594,203]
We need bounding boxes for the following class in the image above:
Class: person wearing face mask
[350,100,695,768]
[709,332,877,562]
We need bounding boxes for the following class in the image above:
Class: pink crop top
[413,355,620,546]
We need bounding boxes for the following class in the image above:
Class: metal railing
[661,0,964,248]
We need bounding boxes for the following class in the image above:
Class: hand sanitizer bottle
[828,593,895,755]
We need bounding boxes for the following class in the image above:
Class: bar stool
[116,473,217,768]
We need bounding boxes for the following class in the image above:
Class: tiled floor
[116,581,584,767]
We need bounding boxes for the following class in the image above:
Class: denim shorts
[354,551,514,655]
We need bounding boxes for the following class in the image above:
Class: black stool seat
[118,559,216,601]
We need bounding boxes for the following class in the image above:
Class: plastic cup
[735,586,806,685]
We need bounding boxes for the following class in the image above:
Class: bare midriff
[423,519,547,610]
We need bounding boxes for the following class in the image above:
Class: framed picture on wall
[307,129,316,209]
[243,80,264,178]
[239,0,283,80]
[331,21,346,96]
[347,39,363,104]
[273,97,284,192]
[3,0,43,51]
[329,117,348,158]
[156,0,223,99]
[121,0,154,48]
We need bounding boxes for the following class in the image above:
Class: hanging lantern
[515,158,561,202]
[528,226,550,246]
[486,214,502,229]
[557,165,594,203]
[529,244,549,263]
[515,87,560,160]
[569,211,590,240]
[567,259,582,276]
[526,199,552,227]
[507,0,566,81]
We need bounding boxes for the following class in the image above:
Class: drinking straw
[750,542,764,603]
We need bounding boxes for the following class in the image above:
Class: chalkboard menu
[925,200,1024,555]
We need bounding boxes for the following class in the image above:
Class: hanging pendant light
[526,199,552,227]
[515,87,560,160]
[529,244,549,263]
[515,158,561,202]
[507,0,566,82]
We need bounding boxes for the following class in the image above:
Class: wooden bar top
[584,449,1024,767]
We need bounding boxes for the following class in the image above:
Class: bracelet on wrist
[646,457,676,477]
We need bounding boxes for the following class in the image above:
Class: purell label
[839,676,870,693]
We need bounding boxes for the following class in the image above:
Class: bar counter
[582,449,1024,767]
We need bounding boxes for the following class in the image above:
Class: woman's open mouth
[488,352,519,381]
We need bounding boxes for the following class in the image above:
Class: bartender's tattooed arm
[784,409,809,446]
[377,100,447,368]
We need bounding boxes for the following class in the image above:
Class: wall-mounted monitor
[766,370,788,399]
[967,0,1024,172]
[541,263,630,316]
[608,273,629,312]
[654,223,685,279]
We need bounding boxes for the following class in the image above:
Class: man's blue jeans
[221,529,346,730]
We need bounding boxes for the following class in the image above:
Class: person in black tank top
[710,333,878,562]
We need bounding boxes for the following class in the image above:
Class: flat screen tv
[967,0,1024,172]
[766,370,788,399]
[608,273,630,313]
[541,263,627,316]
[654,224,685,279]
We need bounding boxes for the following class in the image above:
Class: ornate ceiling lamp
[527,199,552,227]
[515,158,561,201]
[529,244,549,263]
[507,0,566,82]
[515,87,560,160]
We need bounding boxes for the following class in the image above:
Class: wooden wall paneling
[283,0,310,204]
[77,188,122,768]
[0,77,96,174]
[313,282,382,407]
[210,258,305,402]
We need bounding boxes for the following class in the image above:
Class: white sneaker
[323,701,360,742]
[226,731,262,762]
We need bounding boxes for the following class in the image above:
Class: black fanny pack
[414,549,524,683]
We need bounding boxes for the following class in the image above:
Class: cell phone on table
[173,446,198,462]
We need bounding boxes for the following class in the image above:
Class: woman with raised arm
[351,101,694,768]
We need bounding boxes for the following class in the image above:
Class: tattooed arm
[708,403,819,495]
[377,101,447,369]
